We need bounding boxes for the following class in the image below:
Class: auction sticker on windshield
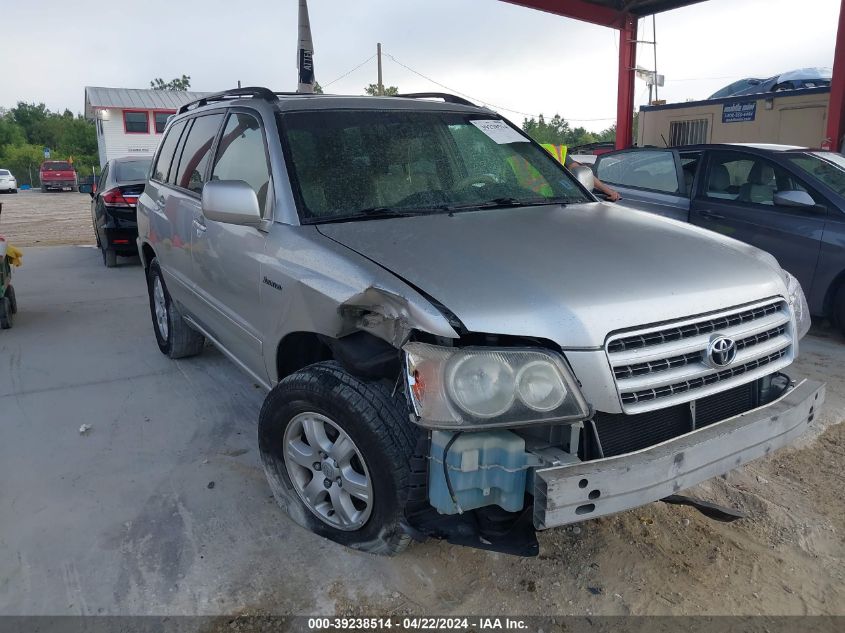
[470,119,529,144]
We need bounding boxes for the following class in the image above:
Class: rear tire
[146,258,205,358]
[0,296,13,329]
[258,362,415,555]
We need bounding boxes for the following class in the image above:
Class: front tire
[6,285,16,314]
[146,258,205,358]
[259,362,416,555]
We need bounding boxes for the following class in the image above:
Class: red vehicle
[39,161,78,192]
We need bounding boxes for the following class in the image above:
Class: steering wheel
[453,173,500,190]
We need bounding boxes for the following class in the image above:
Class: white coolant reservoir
[429,429,532,514]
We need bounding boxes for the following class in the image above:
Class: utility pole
[297,0,315,93]
[652,15,659,102]
[377,42,384,96]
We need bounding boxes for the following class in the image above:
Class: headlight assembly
[403,343,590,429]
[782,270,811,340]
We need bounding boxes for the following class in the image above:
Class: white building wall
[97,107,172,166]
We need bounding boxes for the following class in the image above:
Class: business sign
[722,101,757,123]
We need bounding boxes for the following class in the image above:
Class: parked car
[593,144,845,334]
[710,68,831,98]
[709,78,765,99]
[0,169,17,193]
[91,156,151,267]
[39,160,78,192]
[136,88,823,556]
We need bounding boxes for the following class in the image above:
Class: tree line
[0,104,98,187]
[521,113,616,148]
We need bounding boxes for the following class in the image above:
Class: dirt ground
[1,192,843,617]
[0,190,95,247]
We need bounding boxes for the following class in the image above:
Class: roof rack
[178,87,278,114]
[394,92,478,107]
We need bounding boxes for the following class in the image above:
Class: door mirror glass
[571,165,595,192]
[773,190,816,208]
[201,180,261,226]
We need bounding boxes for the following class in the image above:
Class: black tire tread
[0,295,13,329]
[147,258,205,359]
[6,285,16,314]
[260,362,416,555]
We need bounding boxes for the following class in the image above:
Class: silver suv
[137,87,825,556]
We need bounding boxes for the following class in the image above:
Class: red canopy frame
[505,0,845,151]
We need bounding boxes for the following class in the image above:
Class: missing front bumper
[533,378,825,529]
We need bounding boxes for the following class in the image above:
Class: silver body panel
[317,203,789,349]
[533,378,825,529]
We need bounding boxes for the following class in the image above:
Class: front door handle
[700,210,725,221]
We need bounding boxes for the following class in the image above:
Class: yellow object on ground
[6,244,23,267]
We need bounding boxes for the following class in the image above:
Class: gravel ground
[0,193,843,617]
[0,190,95,247]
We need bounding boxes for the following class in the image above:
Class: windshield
[278,110,589,222]
[787,152,845,196]
[115,159,152,182]
[43,161,73,171]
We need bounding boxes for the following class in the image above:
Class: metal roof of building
[84,86,212,118]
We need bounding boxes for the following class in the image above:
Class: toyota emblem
[708,335,738,367]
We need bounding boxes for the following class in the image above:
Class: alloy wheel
[283,412,374,531]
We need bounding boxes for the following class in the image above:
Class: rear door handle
[700,210,725,220]
[192,218,207,234]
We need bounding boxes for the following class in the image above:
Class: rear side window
[173,114,224,194]
[0,170,9,176]
[705,151,821,206]
[97,163,109,192]
[152,120,187,183]
[211,112,271,214]
[596,150,679,193]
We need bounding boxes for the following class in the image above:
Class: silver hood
[317,203,787,348]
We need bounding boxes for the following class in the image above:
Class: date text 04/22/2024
[307,617,529,630]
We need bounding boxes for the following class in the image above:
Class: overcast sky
[1,0,839,132]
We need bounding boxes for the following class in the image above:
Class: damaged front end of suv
[138,90,825,557]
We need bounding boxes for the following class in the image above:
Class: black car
[91,157,151,267]
[593,143,845,334]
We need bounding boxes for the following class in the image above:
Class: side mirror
[773,190,816,208]
[201,180,261,226]
[571,165,595,192]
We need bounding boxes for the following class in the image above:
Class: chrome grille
[606,299,794,414]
